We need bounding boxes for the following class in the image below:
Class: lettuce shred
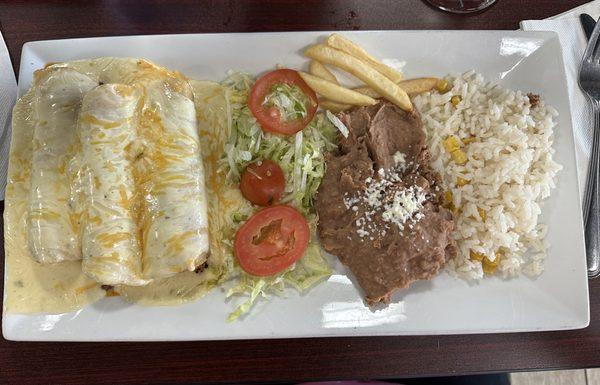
[220,72,336,321]
[264,83,309,121]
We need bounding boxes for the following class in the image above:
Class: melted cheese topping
[28,68,98,263]
[117,80,234,305]
[134,79,209,279]
[79,84,148,286]
[4,91,104,314]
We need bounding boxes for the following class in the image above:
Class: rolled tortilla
[79,84,148,286]
[4,89,105,314]
[28,68,97,263]
[136,79,209,279]
[116,80,227,305]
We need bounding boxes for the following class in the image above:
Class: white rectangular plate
[3,31,589,341]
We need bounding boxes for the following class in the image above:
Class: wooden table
[0,1,598,384]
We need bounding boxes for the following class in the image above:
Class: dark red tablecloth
[0,1,598,384]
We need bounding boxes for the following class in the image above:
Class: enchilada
[4,88,104,314]
[28,67,97,263]
[79,84,148,286]
[136,78,210,279]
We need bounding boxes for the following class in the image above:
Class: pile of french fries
[299,34,442,113]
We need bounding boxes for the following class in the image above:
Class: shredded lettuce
[326,110,349,138]
[226,243,331,322]
[264,83,309,121]
[220,72,336,321]
[220,72,337,214]
[226,280,268,322]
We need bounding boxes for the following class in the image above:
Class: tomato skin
[234,205,310,277]
[240,160,285,206]
[248,69,318,136]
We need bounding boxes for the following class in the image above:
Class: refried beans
[315,101,457,305]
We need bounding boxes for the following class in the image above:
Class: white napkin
[0,31,16,201]
[521,1,600,199]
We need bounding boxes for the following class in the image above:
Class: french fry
[354,77,440,98]
[304,44,412,111]
[319,99,352,113]
[309,60,339,84]
[353,86,381,99]
[298,71,377,106]
[397,77,439,95]
[326,33,404,83]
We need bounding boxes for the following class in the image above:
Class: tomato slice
[248,69,318,136]
[240,160,285,206]
[234,205,310,276]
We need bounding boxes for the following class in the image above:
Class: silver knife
[580,13,596,41]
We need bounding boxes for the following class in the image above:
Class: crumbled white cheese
[346,164,428,239]
[393,151,405,164]
[393,151,406,169]
[381,186,427,231]
[343,195,360,209]
[357,228,369,238]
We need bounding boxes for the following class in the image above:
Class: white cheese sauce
[4,90,105,314]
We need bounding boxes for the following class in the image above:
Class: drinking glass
[425,0,496,13]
